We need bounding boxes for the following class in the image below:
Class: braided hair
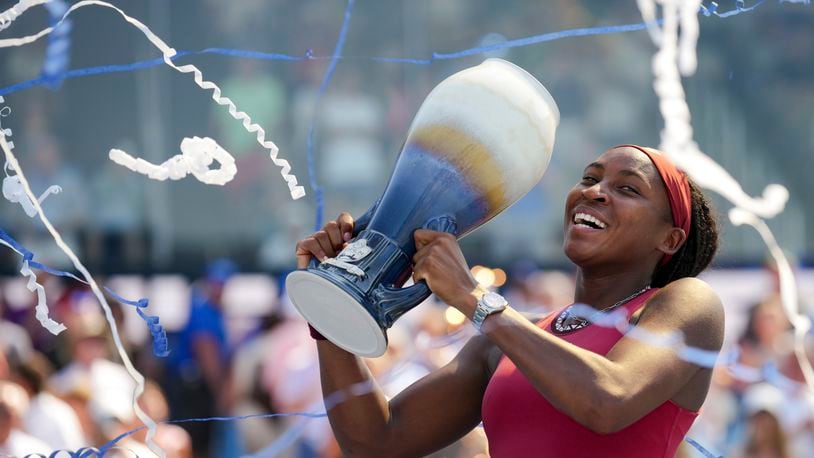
[651,180,718,287]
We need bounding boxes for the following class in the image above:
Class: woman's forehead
[591,147,658,175]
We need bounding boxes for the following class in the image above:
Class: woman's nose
[582,183,608,202]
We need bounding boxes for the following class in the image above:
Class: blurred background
[0,0,812,456]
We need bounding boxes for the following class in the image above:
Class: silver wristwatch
[472,291,508,331]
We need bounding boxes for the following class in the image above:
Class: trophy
[286,58,559,357]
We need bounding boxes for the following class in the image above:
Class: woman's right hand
[295,212,355,269]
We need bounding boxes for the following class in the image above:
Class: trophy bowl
[287,58,559,357]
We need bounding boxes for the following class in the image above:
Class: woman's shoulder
[658,276,721,306]
[644,277,724,347]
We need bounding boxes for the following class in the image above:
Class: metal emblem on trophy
[286,58,560,357]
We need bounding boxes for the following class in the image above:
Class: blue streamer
[95,411,328,456]
[41,0,72,89]
[700,0,770,17]
[0,228,169,357]
[684,437,724,458]
[0,0,801,99]
[306,0,356,231]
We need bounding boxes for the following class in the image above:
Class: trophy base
[286,270,388,357]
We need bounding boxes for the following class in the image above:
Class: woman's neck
[574,268,652,310]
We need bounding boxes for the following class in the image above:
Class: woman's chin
[563,242,596,266]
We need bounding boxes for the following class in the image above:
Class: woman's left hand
[412,229,481,313]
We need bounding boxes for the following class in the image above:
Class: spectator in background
[48,310,133,446]
[738,295,792,371]
[0,381,50,456]
[0,296,34,367]
[261,309,335,458]
[114,380,192,458]
[740,409,790,458]
[14,352,86,452]
[165,259,237,457]
[230,312,289,455]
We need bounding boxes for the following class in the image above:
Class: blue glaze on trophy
[286,59,559,357]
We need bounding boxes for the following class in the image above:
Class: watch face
[483,292,505,309]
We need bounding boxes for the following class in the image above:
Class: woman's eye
[581,176,598,184]
[620,185,639,194]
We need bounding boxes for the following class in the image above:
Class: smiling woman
[296,144,724,458]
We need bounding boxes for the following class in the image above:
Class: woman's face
[562,147,678,269]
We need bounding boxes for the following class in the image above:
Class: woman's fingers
[294,212,356,270]
[295,237,325,269]
[323,221,345,250]
[314,231,337,258]
[337,212,355,241]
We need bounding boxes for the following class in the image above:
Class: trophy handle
[307,198,381,270]
[373,215,458,328]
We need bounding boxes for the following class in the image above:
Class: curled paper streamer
[0,95,12,150]
[104,287,169,357]
[0,231,67,335]
[0,132,163,457]
[0,227,170,356]
[0,0,305,200]
[21,257,68,335]
[639,0,789,219]
[0,99,64,215]
[109,136,237,186]
[3,162,62,217]
[638,0,811,394]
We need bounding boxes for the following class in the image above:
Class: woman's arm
[480,277,723,433]
[296,214,497,457]
[411,230,724,434]
[317,334,496,457]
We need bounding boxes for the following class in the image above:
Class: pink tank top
[481,289,698,458]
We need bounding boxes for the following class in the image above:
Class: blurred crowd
[0,259,810,457]
[1,0,813,274]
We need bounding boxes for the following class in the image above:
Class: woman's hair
[651,180,718,287]
[744,410,790,458]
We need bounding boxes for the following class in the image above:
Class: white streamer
[110,136,237,186]
[0,0,305,200]
[0,238,67,335]
[637,0,812,393]
[729,209,814,388]
[0,0,50,32]
[0,132,163,457]
[3,162,63,217]
[639,0,789,219]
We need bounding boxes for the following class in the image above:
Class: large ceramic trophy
[287,58,559,357]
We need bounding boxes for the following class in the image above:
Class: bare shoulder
[640,277,724,350]
[656,277,723,317]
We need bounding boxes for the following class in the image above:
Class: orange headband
[615,145,692,265]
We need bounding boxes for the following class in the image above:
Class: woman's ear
[658,227,687,256]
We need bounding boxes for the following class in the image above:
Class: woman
[295,145,724,457]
